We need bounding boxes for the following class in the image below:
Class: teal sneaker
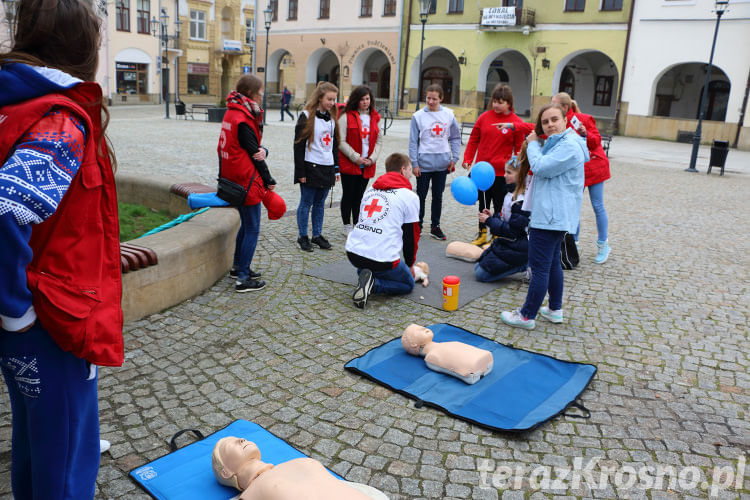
[500,309,535,330]
[539,306,564,324]
[595,240,611,264]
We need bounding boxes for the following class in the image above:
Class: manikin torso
[239,458,371,500]
[401,324,493,384]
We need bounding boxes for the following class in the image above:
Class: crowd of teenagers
[0,0,611,493]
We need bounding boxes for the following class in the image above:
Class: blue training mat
[345,323,597,432]
[130,420,341,500]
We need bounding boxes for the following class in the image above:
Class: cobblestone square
[1,106,748,499]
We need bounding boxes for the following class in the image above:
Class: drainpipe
[613,0,635,136]
[398,0,414,111]
[394,0,406,112]
[252,0,258,76]
[732,67,750,149]
[174,0,180,101]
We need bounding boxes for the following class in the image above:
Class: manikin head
[401,324,434,355]
[212,437,273,491]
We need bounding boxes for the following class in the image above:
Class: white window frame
[245,18,255,45]
[190,9,206,40]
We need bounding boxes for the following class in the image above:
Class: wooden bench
[189,103,212,121]
[460,121,475,145]
[120,243,158,273]
[676,130,694,144]
[600,134,613,157]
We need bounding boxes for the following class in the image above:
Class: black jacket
[477,193,530,275]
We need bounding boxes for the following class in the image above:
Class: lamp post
[415,0,431,111]
[262,5,273,124]
[686,0,729,173]
[151,9,181,119]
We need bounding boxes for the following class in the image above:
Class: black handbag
[216,159,256,206]
[560,232,580,270]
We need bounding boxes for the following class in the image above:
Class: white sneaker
[500,309,535,330]
[539,306,563,324]
[100,439,111,454]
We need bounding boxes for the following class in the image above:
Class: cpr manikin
[401,324,493,384]
[211,437,388,500]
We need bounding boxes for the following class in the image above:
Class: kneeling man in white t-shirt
[345,153,421,308]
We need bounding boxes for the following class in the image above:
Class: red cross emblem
[322,133,331,146]
[361,127,369,139]
[432,123,444,136]
[363,198,383,217]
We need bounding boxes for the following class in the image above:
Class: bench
[461,121,475,145]
[677,130,694,144]
[188,103,212,121]
[600,134,613,157]
[120,243,158,273]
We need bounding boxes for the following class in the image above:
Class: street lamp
[151,9,181,119]
[415,0,431,111]
[686,0,729,173]
[262,4,273,124]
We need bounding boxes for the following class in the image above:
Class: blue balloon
[451,176,478,206]
[471,161,495,191]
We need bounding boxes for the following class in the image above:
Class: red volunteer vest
[339,109,380,178]
[565,109,611,187]
[0,83,124,366]
[217,103,266,205]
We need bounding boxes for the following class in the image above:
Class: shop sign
[188,63,210,74]
[223,40,243,53]
[481,7,516,26]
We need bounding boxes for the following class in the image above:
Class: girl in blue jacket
[501,103,588,329]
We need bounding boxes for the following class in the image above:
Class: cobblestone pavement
[1,106,748,499]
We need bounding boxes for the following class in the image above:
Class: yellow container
[442,275,461,311]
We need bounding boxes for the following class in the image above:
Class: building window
[190,10,206,39]
[428,0,436,14]
[502,0,523,6]
[319,0,330,18]
[593,76,613,106]
[448,0,463,13]
[245,18,255,44]
[187,63,210,95]
[360,0,372,17]
[288,0,297,19]
[601,0,622,10]
[116,62,147,95]
[136,0,149,33]
[116,0,130,31]
[565,0,585,11]
[384,0,396,16]
[270,0,278,21]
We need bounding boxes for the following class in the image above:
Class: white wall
[621,0,750,122]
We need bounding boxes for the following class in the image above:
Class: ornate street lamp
[262,4,273,124]
[152,9,181,119]
[686,0,729,173]
[415,0,431,111]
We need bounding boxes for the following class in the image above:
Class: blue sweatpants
[0,323,100,500]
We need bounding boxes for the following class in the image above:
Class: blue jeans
[521,228,565,319]
[575,181,608,242]
[415,169,448,228]
[358,261,415,295]
[474,262,526,283]
[1,324,100,500]
[297,184,329,237]
[233,203,261,281]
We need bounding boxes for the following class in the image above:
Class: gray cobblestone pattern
[1,106,748,499]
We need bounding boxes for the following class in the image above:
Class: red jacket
[566,109,611,187]
[0,84,123,366]
[339,109,381,178]
[218,101,266,205]
[462,110,526,176]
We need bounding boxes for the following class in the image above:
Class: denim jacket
[526,128,588,233]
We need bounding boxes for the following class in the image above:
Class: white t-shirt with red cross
[413,106,454,155]
[302,110,336,165]
[360,113,371,157]
[346,186,420,263]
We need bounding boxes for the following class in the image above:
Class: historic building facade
[255,0,404,109]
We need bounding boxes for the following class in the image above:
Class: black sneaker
[297,236,314,252]
[229,268,261,279]
[430,226,447,240]
[235,278,266,293]
[311,235,332,250]
[352,269,374,309]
